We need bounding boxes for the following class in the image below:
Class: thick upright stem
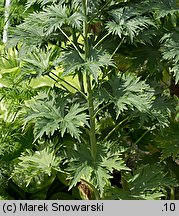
[82,0,97,159]
[86,74,97,159]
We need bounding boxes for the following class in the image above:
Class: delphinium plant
[0,0,178,200]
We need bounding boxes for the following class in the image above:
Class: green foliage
[58,48,114,81]
[105,163,177,200]
[147,0,179,22]
[0,0,28,40]
[63,141,130,197]
[109,74,154,116]
[8,23,48,51]
[161,32,179,84]
[106,6,155,43]
[0,168,9,198]
[0,47,20,74]
[43,3,84,31]
[11,145,61,193]
[0,119,23,160]
[24,90,88,141]
[155,122,179,160]
[0,0,179,200]
[21,48,58,78]
[25,0,59,9]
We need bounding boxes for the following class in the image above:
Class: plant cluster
[0,0,179,200]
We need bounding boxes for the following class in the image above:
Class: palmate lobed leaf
[24,90,88,142]
[148,0,179,21]
[65,141,130,197]
[16,147,61,174]
[11,146,61,192]
[137,0,179,19]
[104,163,177,200]
[109,74,154,117]
[85,50,115,81]
[106,7,155,42]
[57,50,84,76]
[0,48,20,72]
[155,9,179,20]
[94,141,130,196]
[33,119,60,141]
[21,48,57,78]
[8,20,49,51]
[60,104,89,139]
[92,166,111,196]
[24,2,84,37]
[127,163,176,193]
[9,3,83,49]
[68,161,93,191]
[148,95,174,128]
[98,141,130,172]
[58,48,114,81]
[42,4,84,33]
[101,157,129,173]
[161,32,179,84]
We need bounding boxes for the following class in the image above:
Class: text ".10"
[163,203,176,212]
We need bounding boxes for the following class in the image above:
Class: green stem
[132,129,149,148]
[110,38,124,60]
[82,0,97,160]
[104,117,129,141]
[94,32,110,49]
[48,74,71,93]
[59,27,83,60]
[94,101,113,117]
[170,187,175,200]
[49,72,87,99]
[86,74,97,160]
